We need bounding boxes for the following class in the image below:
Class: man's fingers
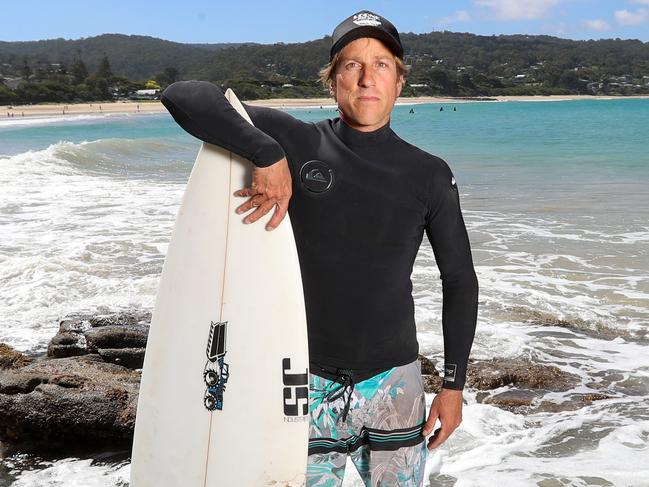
[236,194,264,214]
[244,200,275,224]
[426,427,448,450]
[265,200,289,231]
[234,187,261,198]
[422,408,439,436]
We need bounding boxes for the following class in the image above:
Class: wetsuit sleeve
[425,160,479,391]
[160,80,285,168]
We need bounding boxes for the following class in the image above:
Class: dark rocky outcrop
[0,354,139,450]
[47,311,150,369]
[419,356,613,413]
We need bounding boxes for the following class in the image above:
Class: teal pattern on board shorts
[307,359,427,487]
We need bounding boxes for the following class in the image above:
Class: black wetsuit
[161,81,479,390]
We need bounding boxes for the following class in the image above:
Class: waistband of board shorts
[310,361,393,423]
[309,361,392,383]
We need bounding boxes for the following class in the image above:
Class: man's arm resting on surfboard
[161,81,285,168]
[161,81,292,230]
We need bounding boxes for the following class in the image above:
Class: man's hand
[234,157,292,231]
[422,388,463,450]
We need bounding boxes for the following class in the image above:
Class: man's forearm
[161,80,285,168]
[440,269,479,390]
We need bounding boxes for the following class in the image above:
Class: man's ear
[329,80,336,100]
[396,75,404,98]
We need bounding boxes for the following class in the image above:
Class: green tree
[0,83,18,104]
[154,67,179,87]
[145,79,161,89]
[21,58,32,80]
[71,57,89,84]
[96,54,112,79]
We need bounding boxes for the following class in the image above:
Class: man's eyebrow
[340,55,393,62]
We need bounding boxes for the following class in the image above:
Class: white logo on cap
[353,12,382,27]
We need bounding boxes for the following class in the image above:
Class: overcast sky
[2,0,648,43]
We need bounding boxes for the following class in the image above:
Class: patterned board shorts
[307,359,427,487]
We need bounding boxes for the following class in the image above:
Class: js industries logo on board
[282,358,309,422]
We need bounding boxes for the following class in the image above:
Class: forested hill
[1,31,648,102]
[0,34,242,80]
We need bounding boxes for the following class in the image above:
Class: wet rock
[97,348,146,369]
[481,389,541,412]
[0,354,139,449]
[0,344,33,369]
[47,331,88,358]
[506,306,648,343]
[420,356,578,394]
[47,311,150,369]
[533,393,614,413]
[422,374,443,393]
[417,355,606,415]
[468,357,579,391]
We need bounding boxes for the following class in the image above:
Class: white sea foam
[0,140,185,352]
[421,399,649,486]
[9,457,130,486]
[0,114,110,128]
[0,112,162,128]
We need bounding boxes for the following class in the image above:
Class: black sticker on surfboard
[282,358,309,418]
[204,321,230,411]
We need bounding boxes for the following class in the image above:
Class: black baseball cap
[330,11,403,61]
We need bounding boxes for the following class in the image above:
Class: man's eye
[346,62,359,69]
[377,62,388,68]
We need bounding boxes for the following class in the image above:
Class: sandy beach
[3,94,649,119]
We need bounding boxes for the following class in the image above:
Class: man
[161,10,478,487]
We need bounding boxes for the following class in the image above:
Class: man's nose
[358,67,375,87]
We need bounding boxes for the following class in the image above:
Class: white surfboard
[130,89,309,487]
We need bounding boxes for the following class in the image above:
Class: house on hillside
[131,89,160,100]
[1,77,23,90]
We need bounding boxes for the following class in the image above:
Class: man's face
[332,37,404,132]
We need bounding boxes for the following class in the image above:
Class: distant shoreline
[2,94,649,119]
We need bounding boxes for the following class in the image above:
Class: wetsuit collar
[333,118,393,147]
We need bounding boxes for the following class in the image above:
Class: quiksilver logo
[306,170,327,183]
[300,160,334,194]
[353,12,382,27]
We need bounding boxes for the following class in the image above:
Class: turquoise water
[4,98,648,170]
[1,98,648,486]
[0,114,185,156]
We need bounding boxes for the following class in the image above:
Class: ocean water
[1,99,648,486]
